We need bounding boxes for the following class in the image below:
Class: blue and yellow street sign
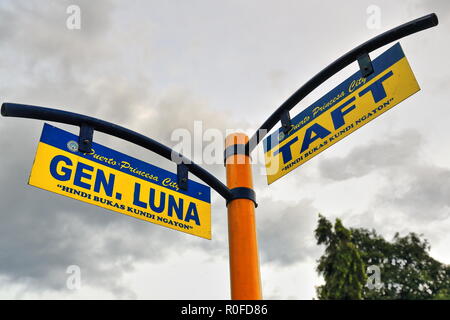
[29,124,212,239]
[263,43,420,184]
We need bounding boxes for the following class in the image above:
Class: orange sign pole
[225,133,262,300]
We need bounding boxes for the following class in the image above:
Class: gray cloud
[318,129,422,181]
[257,197,319,266]
[378,164,450,222]
[316,128,450,237]
[416,0,450,21]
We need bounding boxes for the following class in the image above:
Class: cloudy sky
[0,0,449,299]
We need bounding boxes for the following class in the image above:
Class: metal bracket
[226,187,257,208]
[78,123,94,153]
[280,110,292,134]
[177,163,189,191]
[357,53,374,78]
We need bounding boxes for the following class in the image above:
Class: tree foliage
[315,215,366,299]
[315,215,450,300]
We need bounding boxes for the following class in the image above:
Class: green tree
[315,215,450,300]
[351,228,450,299]
[315,214,366,299]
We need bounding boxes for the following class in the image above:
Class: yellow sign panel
[264,43,420,184]
[29,124,212,239]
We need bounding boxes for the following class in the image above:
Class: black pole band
[223,143,250,166]
[226,187,257,208]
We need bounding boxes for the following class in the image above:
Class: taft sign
[263,43,420,184]
[29,124,212,239]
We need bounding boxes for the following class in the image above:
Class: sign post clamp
[357,52,374,78]
[78,123,94,154]
[177,162,189,191]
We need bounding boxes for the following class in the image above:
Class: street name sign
[263,43,420,184]
[29,124,212,239]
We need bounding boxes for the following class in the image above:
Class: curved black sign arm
[1,103,233,201]
[246,13,438,154]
